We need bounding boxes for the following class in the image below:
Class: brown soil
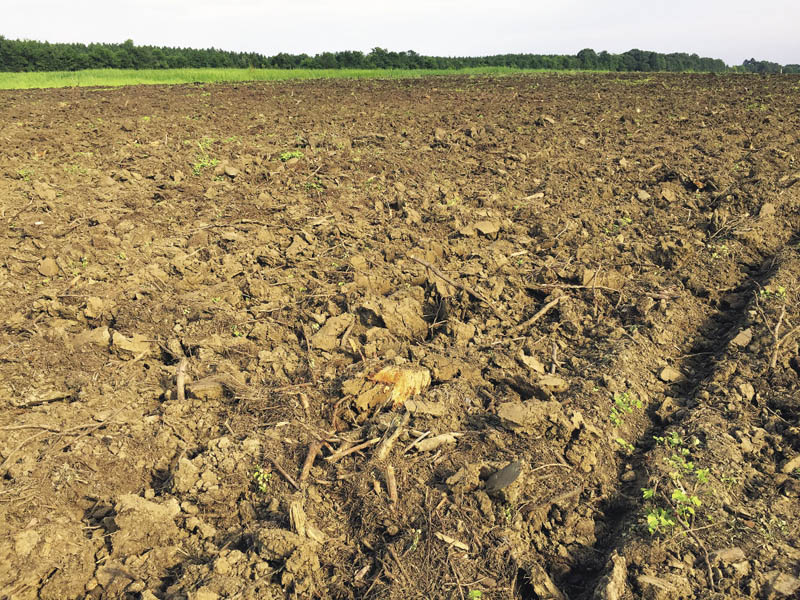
[1,73,799,600]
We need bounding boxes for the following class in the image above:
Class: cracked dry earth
[0,73,799,600]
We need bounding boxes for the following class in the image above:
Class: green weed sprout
[641,433,710,535]
[253,466,272,493]
[279,150,304,161]
[615,437,635,453]
[609,391,642,425]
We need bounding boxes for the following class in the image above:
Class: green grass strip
[0,67,600,90]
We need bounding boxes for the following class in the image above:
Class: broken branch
[325,437,381,463]
[511,296,564,334]
[299,440,323,484]
[267,456,300,490]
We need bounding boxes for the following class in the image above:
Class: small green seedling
[645,506,677,534]
[641,433,711,535]
[653,431,683,447]
[253,466,272,493]
[671,489,701,520]
[710,243,729,259]
[408,528,421,552]
[503,505,513,523]
[279,150,304,162]
[760,285,787,301]
[192,137,219,175]
[609,391,642,425]
[615,437,635,453]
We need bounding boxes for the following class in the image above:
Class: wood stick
[387,545,412,585]
[769,305,785,370]
[510,296,564,334]
[777,324,800,352]
[298,392,311,417]
[771,308,799,370]
[325,437,381,463]
[549,487,582,505]
[374,412,410,461]
[778,323,800,345]
[302,325,317,385]
[50,406,127,455]
[363,564,385,596]
[0,424,61,432]
[402,430,431,454]
[299,441,323,484]
[527,282,621,293]
[408,254,502,318]
[190,219,269,233]
[13,390,73,409]
[176,358,188,403]
[449,558,466,600]
[267,456,300,490]
[386,465,398,506]
[269,382,314,392]
[0,431,49,474]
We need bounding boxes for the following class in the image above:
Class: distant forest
[1,37,798,74]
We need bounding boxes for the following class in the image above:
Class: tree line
[0,37,798,74]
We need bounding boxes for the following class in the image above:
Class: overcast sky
[4,0,799,66]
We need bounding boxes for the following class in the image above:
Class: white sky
[3,0,799,66]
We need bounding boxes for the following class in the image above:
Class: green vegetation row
[0,67,576,90]
[1,37,797,74]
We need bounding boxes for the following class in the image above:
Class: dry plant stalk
[769,305,799,370]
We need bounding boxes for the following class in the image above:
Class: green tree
[577,48,598,69]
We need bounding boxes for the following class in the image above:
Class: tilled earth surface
[1,73,799,600]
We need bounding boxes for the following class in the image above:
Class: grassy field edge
[0,66,608,90]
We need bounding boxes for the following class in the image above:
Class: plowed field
[1,73,799,600]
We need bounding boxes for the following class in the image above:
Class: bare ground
[1,73,799,599]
